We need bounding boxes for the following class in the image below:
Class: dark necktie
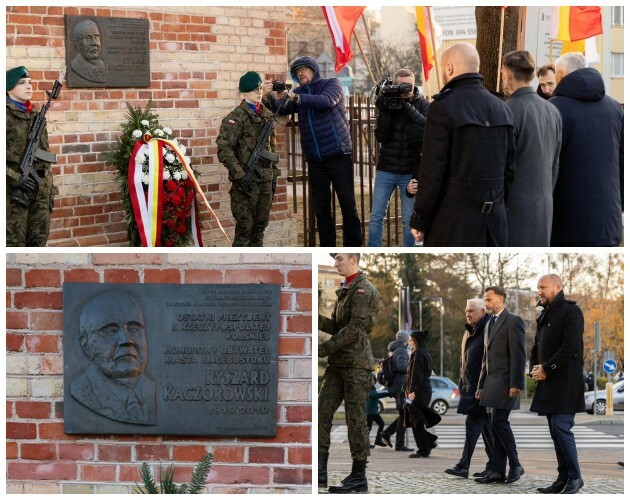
[489,315,497,333]
[126,391,144,421]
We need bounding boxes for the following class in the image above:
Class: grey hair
[554,52,587,75]
[466,298,485,310]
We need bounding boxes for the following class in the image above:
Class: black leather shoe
[505,465,524,484]
[379,432,393,448]
[560,478,584,494]
[374,435,387,447]
[395,445,413,452]
[409,451,430,458]
[474,472,505,484]
[328,459,368,494]
[537,478,567,494]
[444,465,469,478]
[473,468,492,478]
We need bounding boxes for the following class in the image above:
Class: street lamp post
[418,296,444,376]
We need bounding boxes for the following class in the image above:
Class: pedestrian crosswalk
[331,425,624,449]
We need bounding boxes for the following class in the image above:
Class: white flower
[184,156,191,165]
[154,129,164,137]
[181,170,189,180]
[165,153,175,164]
[173,171,182,181]
[141,173,150,185]
[179,144,187,155]
[132,129,142,138]
[163,126,172,135]
[163,169,171,180]
[141,119,150,126]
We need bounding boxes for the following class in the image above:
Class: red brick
[172,465,195,482]
[273,467,310,485]
[6,268,23,287]
[14,291,63,309]
[38,422,70,440]
[253,425,310,444]
[21,443,57,460]
[104,269,140,283]
[7,422,37,439]
[288,447,311,465]
[223,269,283,285]
[287,270,312,289]
[184,270,222,284]
[93,253,164,265]
[213,446,245,463]
[8,461,77,480]
[7,441,18,459]
[297,292,312,312]
[278,337,306,355]
[41,354,63,374]
[172,445,208,461]
[25,334,60,353]
[7,333,25,351]
[59,443,95,461]
[99,444,131,462]
[64,268,100,282]
[119,465,142,482]
[82,464,116,482]
[15,401,52,419]
[286,315,311,334]
[249,446,284,464]
[144,269,182,284]
[29,311,63,331]
[7,401,13,419]
[6,311,28,329]
[25,269,61,288]
[136,444,169,460]
[286,405,312,423]
[280,292,292,311]
[208,465,270,485]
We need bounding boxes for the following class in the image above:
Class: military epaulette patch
[357,289,365,295]
[227,119,236,125]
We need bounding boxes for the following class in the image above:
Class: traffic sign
[603,359,617,374]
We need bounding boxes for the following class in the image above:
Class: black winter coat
[549,67,624,246]
[457,314,490,415]
[375,88,430,175]
[406,344,432,406]
[409,73,515,246]
[386,340,409,397]
[530,291,586,414]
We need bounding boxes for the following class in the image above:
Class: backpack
[380,355,395,387]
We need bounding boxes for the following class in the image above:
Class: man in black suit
[445,298,493,479]
[475,286,525,484]
[531,274,585,494]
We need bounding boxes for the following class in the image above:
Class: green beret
[239,71,262,93]
[6,66,30,91]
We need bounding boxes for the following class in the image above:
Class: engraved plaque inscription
[65,15,150,88]
[63,283,280,436]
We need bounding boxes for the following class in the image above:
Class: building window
[611,53,624,77]
[612,6,624,26]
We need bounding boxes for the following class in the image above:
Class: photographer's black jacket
[374,87,430,175]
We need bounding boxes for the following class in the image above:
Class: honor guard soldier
[6,66,58,246]
[216,70,279,247]
[318,253,380,493]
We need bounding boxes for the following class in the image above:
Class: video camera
[371,75,413,110]
[272,80,292,92]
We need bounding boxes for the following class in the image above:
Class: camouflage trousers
[6,169,54,247]
[319,366,372,461]
[229,179,272,247]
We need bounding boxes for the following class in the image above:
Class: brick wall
[6,6,296,246]
[6,253,312,493]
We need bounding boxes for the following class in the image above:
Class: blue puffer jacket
[272,56,352,162]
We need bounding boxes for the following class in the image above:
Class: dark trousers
[382,411,406,447]
[457,412,493,470]
[546,413,581,480]
[490,408,520,474]
[367,413,385,436]
[308,154,362,247]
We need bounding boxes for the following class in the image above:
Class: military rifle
[11,70,64,208]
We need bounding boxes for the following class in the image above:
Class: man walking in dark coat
[549,53,624,246]
[501,51,562,246]
[410,42,515,246]
[476,287,526,485]
[530,274,586,494]
[445,299,493,479]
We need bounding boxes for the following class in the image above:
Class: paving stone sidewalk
[320,471,624,494]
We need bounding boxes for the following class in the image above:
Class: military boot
[318,452,328,488]
[328,459,368,493]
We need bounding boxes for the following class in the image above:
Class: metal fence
[285,95,403,247]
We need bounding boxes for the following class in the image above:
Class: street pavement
[320,411,624,494]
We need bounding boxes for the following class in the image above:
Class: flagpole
[361,12,381,79]
[427,7,442,90]
[353,29,377,84]
[549,38,555,63]
[496,7,506,93]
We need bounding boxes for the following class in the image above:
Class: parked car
[377,376,461,415]
[584,380,624,415]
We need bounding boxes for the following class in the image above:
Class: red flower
[166,180,178,192]
[165,219,177,229]
[164,239,174,247]
[170,195,182,207]
[175,223,187,235]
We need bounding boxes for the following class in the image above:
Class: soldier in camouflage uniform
[6,66,57,246]
[318,253,380,493]
[216,71,279,247]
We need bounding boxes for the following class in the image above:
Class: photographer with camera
[368,69,429,247]
[6,66,58,247]
[265,56,362,247]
